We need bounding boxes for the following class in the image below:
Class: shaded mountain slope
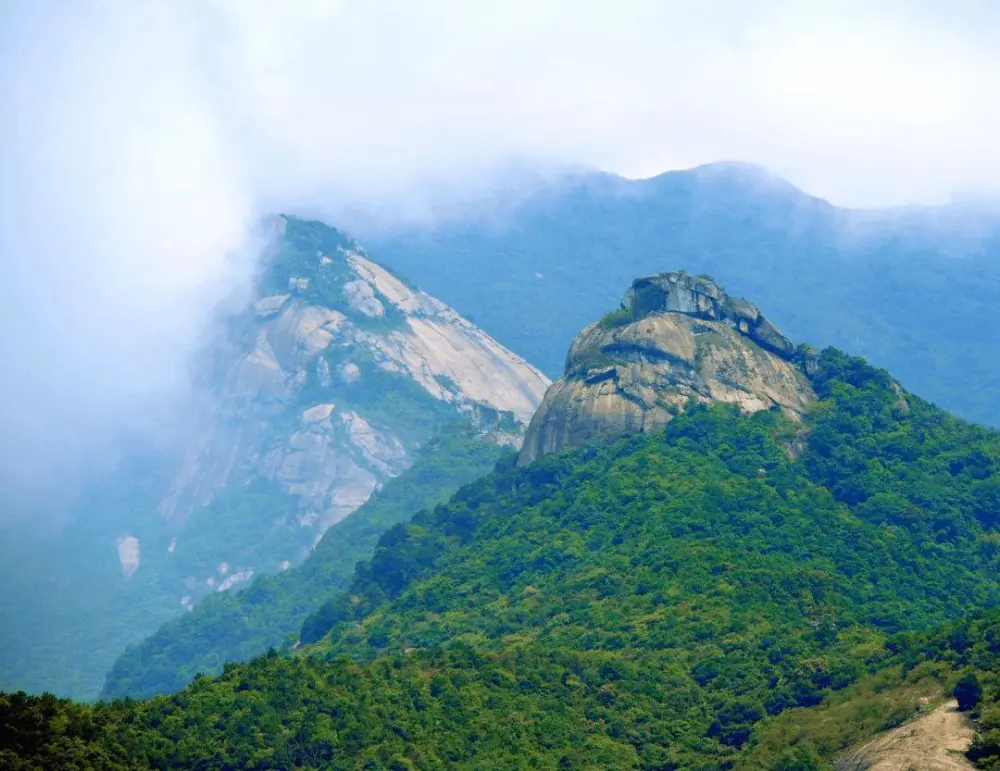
[0,216,548,700]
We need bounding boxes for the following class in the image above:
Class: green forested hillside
[744,608,1000,769]
[101,429,509,700]
[6,348,1000,769]
[301,349,1000,657]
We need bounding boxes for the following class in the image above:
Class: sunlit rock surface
[519,272,815,465]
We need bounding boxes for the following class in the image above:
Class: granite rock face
[623,272,797,359]
[160,216,549,594]
[519,272,815,465]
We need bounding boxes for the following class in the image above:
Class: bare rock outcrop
[837,700,974,770]
[159,216,550,595]
[116,536,141,579]
[519,272,815,465]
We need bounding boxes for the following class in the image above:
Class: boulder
[519,272,815,465]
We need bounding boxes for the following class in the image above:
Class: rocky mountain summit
[519,272,815,464]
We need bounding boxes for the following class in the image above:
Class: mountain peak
[159,215,550,597]
[623,271,796,359]
[518,273,814,465]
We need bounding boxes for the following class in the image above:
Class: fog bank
[1,0,997,514]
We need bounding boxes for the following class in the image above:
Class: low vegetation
[596,305,634,330]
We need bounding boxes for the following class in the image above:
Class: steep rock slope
[134,215,549,601]
[161,217,546,543]
[142,217,549,644]
[519,271,815,464]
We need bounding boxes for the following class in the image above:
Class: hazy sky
[1,0,998,508]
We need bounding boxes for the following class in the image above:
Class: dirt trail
[837,700,975,771]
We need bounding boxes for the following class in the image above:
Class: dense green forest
[361,163,1000,426]
[101,429,509,700]
[6,348,1000,769]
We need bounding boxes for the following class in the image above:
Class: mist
[1,0,998,515]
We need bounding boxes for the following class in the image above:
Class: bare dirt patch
[837,700,975,771]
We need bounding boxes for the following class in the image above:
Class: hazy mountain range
[355,161,1000,427]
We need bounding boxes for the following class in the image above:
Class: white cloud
[1,0,997,504]
[258,1,997,205]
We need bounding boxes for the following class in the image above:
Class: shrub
[955,672,983,711]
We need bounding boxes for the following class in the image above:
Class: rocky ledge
[518,272,816,465]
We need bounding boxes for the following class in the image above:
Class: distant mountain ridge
[354,161,1000,427]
